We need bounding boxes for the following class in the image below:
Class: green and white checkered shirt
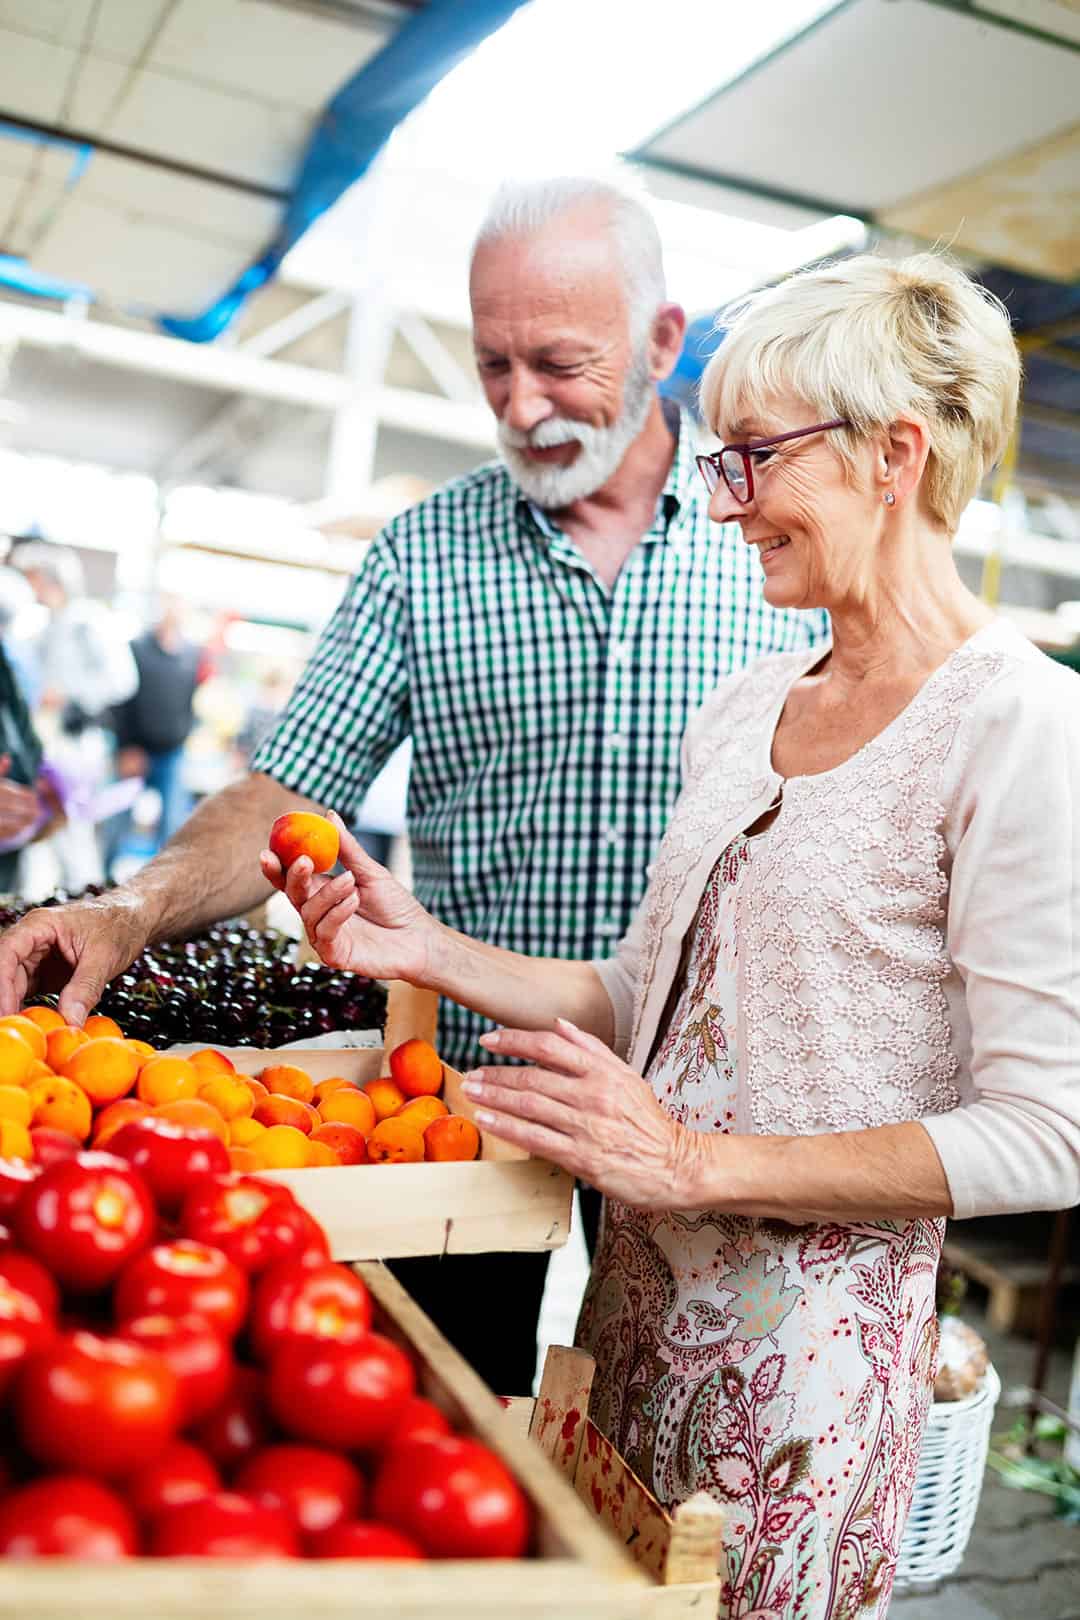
[254,406,827,1071]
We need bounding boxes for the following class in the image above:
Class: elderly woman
[268,253,1080,1619]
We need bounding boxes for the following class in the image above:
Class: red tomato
[188,1363,273,1472]
[249,1259,372,1364]
[0,1159,39,1216]
[0,1271,55,1397]
[119,1314,233,1425]
[179,1176,328,1275]
[308,1520,424,1559]
[109,1118,230,1216]
[268,1334,414,1451]
[17,1330,180,1477]
[125,1440,221,1523]
[373,1434,530,1559]
[0,1250,59,1321]
[235,1443,364,1535]
[150,1491,299,1558]
[16,1156,155,1292]
[381,1395,453,1451]
[114,1240,249,1341]
[0,1475,138,1559]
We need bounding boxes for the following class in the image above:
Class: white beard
[496,345,655,510]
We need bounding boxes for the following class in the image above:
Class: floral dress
[576,835,942,1620]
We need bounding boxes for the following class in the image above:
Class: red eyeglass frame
[696,417,850,502]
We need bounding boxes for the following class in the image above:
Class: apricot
[260,1064,315,1105]
[93,1097,151,1146]
[0,1086,31,1126]
[126,1039,156,1060]
[27,1075,92,1141]
[241,1076,270,1106]
[25,1059,55,1084]
[317,1087,376,1135]
[311,1075,355,1107]
[304,1139,341,1168]
[389,1039,443,1099]
[254,1095,318,1135]
[155,1098,230,1144]
[137,1056,202,1106]
[362,1078,406,1123]
[397,1096,449,1131]
[198,1075,255,1122]
[0,1119,31,1160]
[310,1121,368,1165]
[268,811,339,874]
[83,1014,123,1041]
[366,1117,424,1165]
[44,1026,89,1074]
[228,1116,266,1149]
[0,1015,46,1062]
[61,1038,141,1106]
[19,1006,66,1034]
[228,1146,260,1173]
[251,1124,310,1169]
[424,1115,480,1163]
[189,1048,236,1075]
[0,1027,36,1087]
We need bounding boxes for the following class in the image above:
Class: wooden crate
[0,1262,647,1620]
[175,981,574,1261]
[504,1347,725,1619]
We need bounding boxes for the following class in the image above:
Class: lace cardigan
[594,620,1080,1220]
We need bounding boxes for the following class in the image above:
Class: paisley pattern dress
[576,835,942,1620]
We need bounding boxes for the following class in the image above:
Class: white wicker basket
[895,1363,1001,1589]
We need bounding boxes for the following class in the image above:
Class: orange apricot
[311,1075,355,1107]
[189,1048,236,1075]
[241,1076,270,1106]
[251,1124,310,1170]
[198,1075,254,1122]
[228,1146,260,1174]
[27,1076,92,1141]
[155,1098,230,1143]
[20,1006,66,1034]
[125,1039,157,1060]
[304,1139,341,1168]
[0,1119,31,1160]
[362,1079,406,1124]
[0,1027,36,1087]
[45,1026,90,1073]
[310,1121,368,1165]
[397,1096,450,1131]
[92,1097,150,1145]
[228,1116,266,1148]
[268,811,339,874]
[260,1065,315,1105]
[0,1086,31,1126]
[137,1056,202,1106]
[366,1117,424,1165]
[317,1087,376,1135]
[0,1015,46,1062]
[423,1115,481,1163]
[25,1059,55,1084]
[61,1038,141,1106]
[389,1038,443,1099]
[254,1095,318,1135]
[83,1014,123,1041]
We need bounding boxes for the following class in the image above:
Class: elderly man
[0,177,825,1390]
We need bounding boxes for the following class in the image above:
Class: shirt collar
[516,397,699,543]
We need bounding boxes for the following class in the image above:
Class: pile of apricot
[0,1011,479,1172]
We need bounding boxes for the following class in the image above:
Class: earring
[883,491,896,506]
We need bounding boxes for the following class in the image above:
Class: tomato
[125,1440,221,1523]
[108,1118,230,1216]
[0,1475,138,1558]
[114,1240,249,1340]
[188,1363,274,1472]
[120,1314,233,1425]
[0,1158,39,1215]
[17,1330,180,1477]
[0,1250,59,1321]
[234,1443,364,1535]
[268,1334,414,1451]
[179,1176,329,1275]
[307,1520,424,1559]
[381,1395,453,1451]
[249,1259,372,1364]
[0,1270,55,1397]
[16,1156,155,1292]
[150,1491,299,1558]
[373,1434,531,1559]
[28,1127,82,1165]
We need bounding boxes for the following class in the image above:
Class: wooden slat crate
[504,1347,725,1619]
[175,981,574,1260]
[0,1263,648,1620]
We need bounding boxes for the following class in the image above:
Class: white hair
[701,251,1021,532]
[473,175,666,341]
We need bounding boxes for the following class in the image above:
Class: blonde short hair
[700,252,1021,531]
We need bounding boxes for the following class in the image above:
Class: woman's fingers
[462,1065,583,1129]
[308,889,359,944]
[328,810,388,886]
[477,1025,589,1078]
[259,849,286,893]
[470,1106,587,1173]
[553,1016,613,1059]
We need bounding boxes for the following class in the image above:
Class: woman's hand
[462,1018,704,1211]
[259,813,439,985]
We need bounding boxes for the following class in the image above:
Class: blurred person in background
[12,542,137,892]
[0,562,41,708]
[0,636,64,895]
[110,596,205,862]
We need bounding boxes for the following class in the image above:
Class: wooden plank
[665,1493,726,1590]
[574,1420,679,1586]
[529,1344,595,1482]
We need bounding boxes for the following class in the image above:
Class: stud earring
[883,491,896,506]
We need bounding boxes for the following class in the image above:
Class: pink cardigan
[595,620,1080,1219]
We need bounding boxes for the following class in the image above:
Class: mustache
[498,416,604,452]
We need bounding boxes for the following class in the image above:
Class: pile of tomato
[0,1151,530,1561]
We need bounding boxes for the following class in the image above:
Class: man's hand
[0,891,151,1024]
[0,774,43,843]
[260,814,438,985]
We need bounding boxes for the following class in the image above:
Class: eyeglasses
[696,418,849,503]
